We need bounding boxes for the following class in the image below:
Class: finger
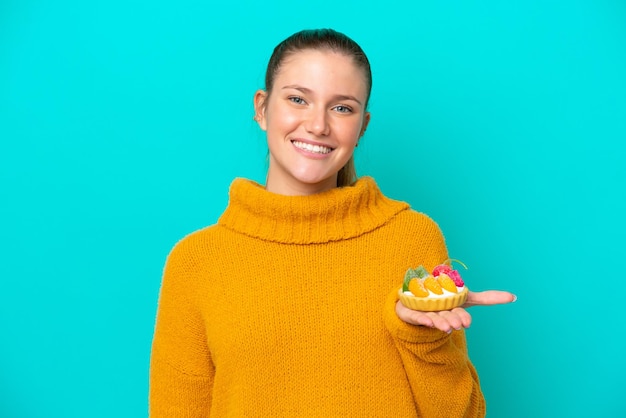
[432,308,472,331]
[437,310,464,331]
[464,290,517,307]
[395,301,434,327]
[426,312,454,333]
[396,302,472,332]
[450,307,472,328]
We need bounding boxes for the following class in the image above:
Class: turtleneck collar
[217,176,409,244]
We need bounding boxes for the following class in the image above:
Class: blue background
[1,0,625,416]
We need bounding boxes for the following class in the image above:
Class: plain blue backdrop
[1,0,625,416]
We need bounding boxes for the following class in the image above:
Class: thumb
[463,290,517,307]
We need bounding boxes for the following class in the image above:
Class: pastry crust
[398,286,469,312]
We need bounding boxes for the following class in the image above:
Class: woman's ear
[253,90,268,131]
[360,112,371,137]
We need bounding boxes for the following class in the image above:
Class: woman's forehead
[274,50,369,95]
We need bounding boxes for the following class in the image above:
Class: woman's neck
[264,171,338,196]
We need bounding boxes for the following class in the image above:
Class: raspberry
[423,275,444,295]
[408,278,429,297]
[432,264,452,277]
[437,274,458,293]
[448,270,465,287]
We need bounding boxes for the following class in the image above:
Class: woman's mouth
[291,140,333,154]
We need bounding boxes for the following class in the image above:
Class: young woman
[150,28,515,417]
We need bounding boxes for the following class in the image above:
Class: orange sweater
[150,177,485,417]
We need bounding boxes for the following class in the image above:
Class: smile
[292,140,333,154]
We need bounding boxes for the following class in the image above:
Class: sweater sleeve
[383,290,485,417]
[149,239,214,417]
[381,212,486,417]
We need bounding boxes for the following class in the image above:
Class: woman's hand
[395,290,516,333]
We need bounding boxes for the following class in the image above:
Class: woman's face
[254,49,370,196]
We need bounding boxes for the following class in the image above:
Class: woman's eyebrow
[282,84,363,106]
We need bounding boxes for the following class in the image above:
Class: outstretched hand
[395,290,516,334]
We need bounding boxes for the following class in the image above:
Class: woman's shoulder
[164,223,227,264]
[391,207,444,236]
[384,208,449,265]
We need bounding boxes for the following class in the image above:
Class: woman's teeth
[292,141,332,154]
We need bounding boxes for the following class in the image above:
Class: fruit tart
[398,259,469,312]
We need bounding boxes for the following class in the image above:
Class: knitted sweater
[150,177,485,417]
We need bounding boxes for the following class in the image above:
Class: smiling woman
[254,49,370,195]
[149,28,515,417]
[254,29,372,195]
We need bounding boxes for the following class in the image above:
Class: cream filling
[292,141,332,154]
[404,286,466,299]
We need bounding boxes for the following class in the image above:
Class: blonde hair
[337,156,357,187]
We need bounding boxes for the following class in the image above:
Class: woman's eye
[334,105,352,113]
[289,96,306,105]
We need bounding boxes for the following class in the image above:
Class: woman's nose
[304,108,330,136]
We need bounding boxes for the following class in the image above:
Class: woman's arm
[149,241,214,417]
[383,289,486,418]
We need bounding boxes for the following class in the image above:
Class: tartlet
[398,260,469,312]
